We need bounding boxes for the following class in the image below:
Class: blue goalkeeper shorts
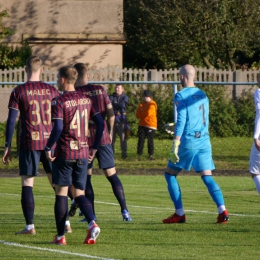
[167,147,215,172]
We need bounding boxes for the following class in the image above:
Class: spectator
[109,84,129,159]
[136,90,158,160]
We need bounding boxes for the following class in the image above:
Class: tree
[0,4,15,41]
[124,0,260,70]
[0,4,32,69]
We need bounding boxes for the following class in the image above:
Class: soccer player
[45,66,104,245]
[72,62,132,222]
[162,64,229,224]
[2,55,60,234]
[249,73,260,195]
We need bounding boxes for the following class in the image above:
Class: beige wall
[2,0,124,69]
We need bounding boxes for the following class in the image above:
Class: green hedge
[107,84,255,138]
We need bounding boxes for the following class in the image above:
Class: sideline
[0,240,119,260]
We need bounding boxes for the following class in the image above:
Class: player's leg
[100,144,132,221]
[72,159,100,244]
[79,160,96,222]
[69,185,79,217]
[162,164,185,223]
[51,159,72,245]
[194,148,229,223]
[41,151,72,232]
[162,147,195,223]
[147,128,155,159]
[137,126,145,159]
[249,141,260,195]
[16,150,41,235]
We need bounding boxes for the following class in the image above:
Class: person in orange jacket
[136,90,158,160]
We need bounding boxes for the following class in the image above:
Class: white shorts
[249,142,260,174]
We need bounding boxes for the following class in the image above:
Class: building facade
[2,0,125,70]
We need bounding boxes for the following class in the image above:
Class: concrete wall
[2,0,124,69]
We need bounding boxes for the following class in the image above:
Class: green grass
[1,175,260,259]
[0,136,253,171]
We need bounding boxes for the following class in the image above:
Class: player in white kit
[249,73,260,193]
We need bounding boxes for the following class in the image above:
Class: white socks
[218,205,226,214]
[26,224,34,230]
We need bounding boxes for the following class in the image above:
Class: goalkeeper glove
[164,123,175,135]
[169,140,181,164]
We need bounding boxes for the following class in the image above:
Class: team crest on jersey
[175,101,179,106]
[194,131,201,138]
[32,131,40,140]
[52,100,57,106]
[70,141,79,150]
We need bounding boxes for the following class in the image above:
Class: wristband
[44,146,51,151]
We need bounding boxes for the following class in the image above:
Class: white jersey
[249,89,260,174]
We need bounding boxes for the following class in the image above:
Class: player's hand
[169,140,180,164]
[2,147,12,165]
[88,148,97,163]
[164,123,175,135]
[45,151,56,162]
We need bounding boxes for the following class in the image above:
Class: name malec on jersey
[27,89,51,96]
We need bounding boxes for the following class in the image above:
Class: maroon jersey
[8,81,60,150]
[52,91,98,160]
[76,84,111,146]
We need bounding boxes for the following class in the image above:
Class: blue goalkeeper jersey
[174,86,211,149]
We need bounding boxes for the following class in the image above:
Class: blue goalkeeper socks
[164,173,183,210]
[201,175,224,207]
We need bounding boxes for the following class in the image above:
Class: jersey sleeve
[254,89,260,110]
[51,98,63,121]
[174,93,187,137]
[102,88,112,107]
[254,90,260,139]
[8,87,20,110]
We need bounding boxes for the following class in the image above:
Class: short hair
[116,84,124,88]
[58,66,78,84]
[26,55,42,72]
[73,63,88,79]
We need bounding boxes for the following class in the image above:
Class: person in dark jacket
[109,84,129,159]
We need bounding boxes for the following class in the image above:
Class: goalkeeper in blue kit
[162,64,229,224]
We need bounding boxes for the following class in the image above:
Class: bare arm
[106,104,115,142]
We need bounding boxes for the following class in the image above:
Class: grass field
[0,136,253,172]
[1,175,260,259]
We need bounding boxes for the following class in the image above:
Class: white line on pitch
[0,193,259,218]
[0,240,119,260]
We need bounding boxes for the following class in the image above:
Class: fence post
[232,70,247,99]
